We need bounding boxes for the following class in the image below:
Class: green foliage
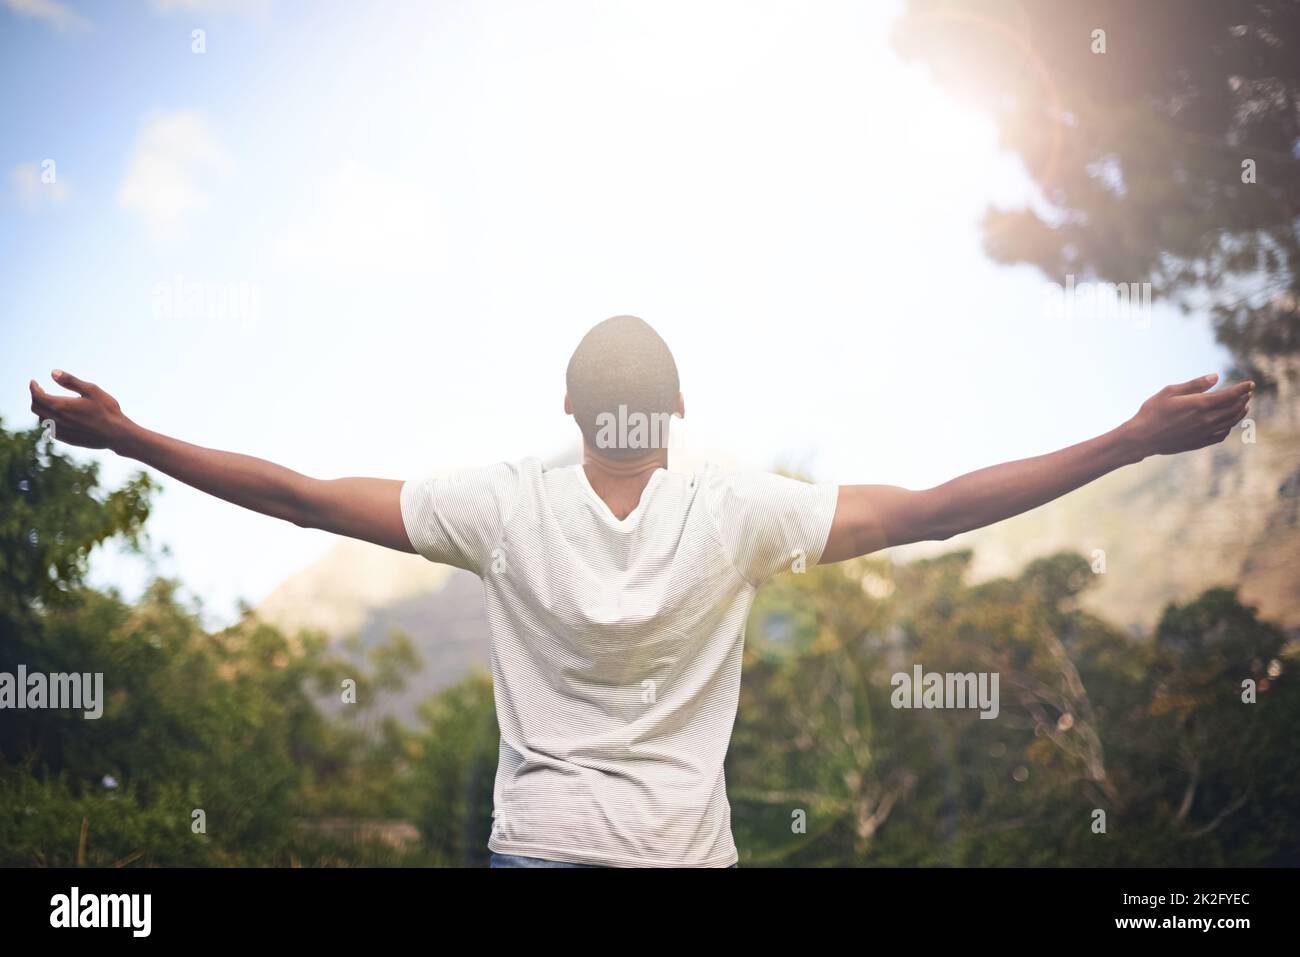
[0,423,432,866]
[0,419,154,619]
[730,550,1300,866]
[893,0,1300,378]
[404,671,499,867]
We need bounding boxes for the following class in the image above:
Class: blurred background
[1,0,1297,866]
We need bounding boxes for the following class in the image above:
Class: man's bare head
[565,315,682,461]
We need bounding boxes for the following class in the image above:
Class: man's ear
[564,393,574,415]
[675,391,685,418]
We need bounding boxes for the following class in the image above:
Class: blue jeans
[490,852,737,868]
[490,853,598,868]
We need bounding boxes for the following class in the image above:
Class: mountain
[255,392,1300,722]
[254,538,487,723]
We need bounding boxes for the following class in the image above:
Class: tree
[0,421,427,866]
[894,0,1300,383]
[729,548,1299,866]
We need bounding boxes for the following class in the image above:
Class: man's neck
[581,449,667,519]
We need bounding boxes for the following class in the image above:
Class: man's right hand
[29,370,133,451]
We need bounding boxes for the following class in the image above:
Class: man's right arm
[30,370,414,553]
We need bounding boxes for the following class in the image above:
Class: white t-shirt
[400,457,840,867]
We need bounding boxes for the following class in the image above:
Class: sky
[0,0,1229,627]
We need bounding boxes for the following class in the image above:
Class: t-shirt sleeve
[706,467,841,587]
[399,461,523,575]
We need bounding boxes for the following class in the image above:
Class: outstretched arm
[29,370,414,553]
[820,373,1253,564]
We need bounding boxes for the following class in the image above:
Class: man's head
[565,315,683,461]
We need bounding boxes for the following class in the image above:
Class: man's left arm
[819,374,1253,564]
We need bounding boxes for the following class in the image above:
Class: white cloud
[11,161,70,210]
[265,161,445,274]
[117,110,230,231]
[147,0,270,16]
[2,0,89,32]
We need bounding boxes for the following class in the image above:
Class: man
[28,315,1253,868]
